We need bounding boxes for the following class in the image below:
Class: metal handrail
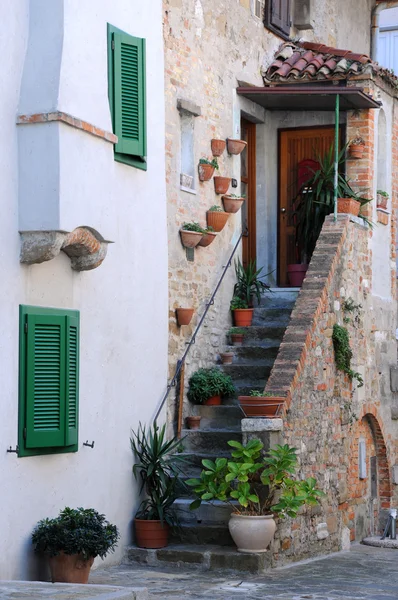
[152,229,246,423]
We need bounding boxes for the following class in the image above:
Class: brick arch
[362,411,392,510]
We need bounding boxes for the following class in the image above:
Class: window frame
[264,0,292,40]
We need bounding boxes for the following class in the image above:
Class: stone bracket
[241,418,283,451]
[20,227,112,271]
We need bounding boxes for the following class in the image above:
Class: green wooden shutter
[65,315,79,446]
[25,314,66,448]
[113,32,146,158]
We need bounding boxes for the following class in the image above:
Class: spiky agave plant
[233,259,271,307]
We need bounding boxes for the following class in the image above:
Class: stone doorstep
[362,536,398,549]
[124,544,272,574]
[0,581,147,600]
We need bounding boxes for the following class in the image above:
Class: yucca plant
[233,259,270,306]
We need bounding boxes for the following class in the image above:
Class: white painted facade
[0,0,168,580]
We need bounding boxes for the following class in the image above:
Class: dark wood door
[241,119,256,268]
[278,126,337,286]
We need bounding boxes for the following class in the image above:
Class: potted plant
[348,137,365,159]
[31,507,119,584]
[227,138,247,155]
[220,351,234,365]
[222,193,245,214]
[187,367,235,406]
[186,415,201,430]
[238,390,285,418]
[228,327,246,346]
[198,226,218,247]
[176,308,194,326]
[377,190,389,209]
[198,157,218,181]
[231,296,253,327]
[233,259,270,307]
[187,440,324,553]
[214,176,231,195]
[131,422,184,549]
[206,205,230,232]
[211,139,226,157]
[180,222,204,248]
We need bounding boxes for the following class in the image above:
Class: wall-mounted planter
[211,139,226,157]
[238,396,285,418]
[198,163,215,181]
[220,352,234,365]
[377,209,389,226]
[176,308,194,326]
[186,416,201,430]
[222,195,245,213]
[180,229,203,248]
[348,144,365,159]
[377,192,388,209]
[233,309,253,327]
[214,176,231,195]
[207,210,229,232]
[337,198,361,217]
[198,231,218,247]
[227,138,247,155]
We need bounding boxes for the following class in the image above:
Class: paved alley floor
[90,544,398,600]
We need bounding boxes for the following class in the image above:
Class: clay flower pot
[337,198,361,217]
[233,308,253,327]
[204,395,221,406]
[222,195,245,214]
[198,231,218,247]
[134,519,170,549]
[176,308,194,326]
[220,352,234,365]
[238,396,285,418]
[180,229,203,248]
[231,333,244,346]
[186,416,201,430]
[227,138,247,155]
[377,209,389,225]
[198,163,215,182]
[207,210,230,232]
[348,144,365,159]
[48,552,95,584]
[228,514,276,553]
[287,264,308,287]
[211,139,226,157]
[377,192,388,209]
[214,176,231,195]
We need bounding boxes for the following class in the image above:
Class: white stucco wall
[1,0,167,581]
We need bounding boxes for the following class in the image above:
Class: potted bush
[211,139,226,157]
[214,176,231,195]
[227,138,247,155]
[206,205,230,232]
[187,440,324,553]
[198,226,218,247]
[198,157,218,181]
[228,327,246,346]
[176,308,194,326]
[377,190,389,209]
[231,296,253,327]
[222,193,245,214]
[238,390,285,418]
[187,367,235,406]
[131,422,184,549]
[233,259,270,307]
[180,222,205,248]
[348,137,365,159]
[31,507,119,584]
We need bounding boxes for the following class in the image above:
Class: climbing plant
[332,324,363,388]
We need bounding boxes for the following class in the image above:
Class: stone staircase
[124,288,298,573]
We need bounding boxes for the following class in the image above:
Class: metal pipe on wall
[371,1,398,60]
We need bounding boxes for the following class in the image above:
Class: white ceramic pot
[228,514,276,553]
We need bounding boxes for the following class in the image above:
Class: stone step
[198,404,242,428]
[124,544,272,573]
[242,326,287,341]
[233,380,269,397]
[251,308,292,327]
[221,362,272,382]
[180,429,241,452]
[174,498,235,525]
[258,288,299,307]
[171,523,233,546]
[229,344,280,364]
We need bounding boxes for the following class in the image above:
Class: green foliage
[31,507,119,560]
[230,296,249,310]
[205,225,215,233]
[130,422,184,525]
[332,324,363,387]
[186,440,324,517]
[225,193,245,199]
[181,222,205,233]
[343,298,362,313]
[199,157,219,169]
[209,205,223,212]
[187,367,236,404]
[233,259,270,306]
[228,327,246,335]
[377,190,389,198]
[249,390,264,397]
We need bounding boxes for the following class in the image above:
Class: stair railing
[152,229,247,426]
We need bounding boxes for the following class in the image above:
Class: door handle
[280,208,286,213]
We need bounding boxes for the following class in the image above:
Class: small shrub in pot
[187,367,235,405]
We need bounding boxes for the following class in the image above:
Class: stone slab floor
[90,544,398,600]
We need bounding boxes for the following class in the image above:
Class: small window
[18,306,80,457]
[253,0,265,20]
[264,0,292,38]
[107,24,147,170]
[180,113,195,192]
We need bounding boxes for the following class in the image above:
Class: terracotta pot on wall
[238,396,285,418]
[377,193,388,209]
[227,139,247,155]
[135,519,169,549]
[233,309,254,327]
[214,176,231,195]
[337,198,361,217]
[222,195,245,213]
[207,211,230,232]
[204,395,222,406]
[198,231,218,247]
[348,144,365,159]
[180,230,203,248]
[198,163,215,181]
[211,139,226,157]
[287,264,308,287]
[186,416,201,430]
[176,308,194,326]
[48,553,95,584]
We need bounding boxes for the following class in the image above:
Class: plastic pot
[287,264,308,287]
[233,309,253,327]
[134,519,170,549]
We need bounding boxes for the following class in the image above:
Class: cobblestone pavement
[90,544,398,599]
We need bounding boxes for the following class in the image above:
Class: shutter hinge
[24,322,28,334]
[111,39,115,50]
[23,428,27,440]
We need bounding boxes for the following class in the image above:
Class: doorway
[241,118,256,268]
[278,126,338,287]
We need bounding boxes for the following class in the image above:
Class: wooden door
[278,126,338,287]
[241,119,256,268]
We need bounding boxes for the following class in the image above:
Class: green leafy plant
[187,440,324,517]
[187,367,235,404]
[181,222,205,233]
[248,390,275,397]
[228,327,246,335]
[332,324,363,387]
[224,193,245,199]
[349,137,365,146]
[31,507,119,560]
[230,296,249,310]
[377,190,389,198]
[130,422,185,525]
[204,225,215,233]
[233,259,270,306]
[199,157,219,169]
[208,205,223,212]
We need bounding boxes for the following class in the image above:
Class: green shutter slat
[25,315,66,448]
[65,315,79,446]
